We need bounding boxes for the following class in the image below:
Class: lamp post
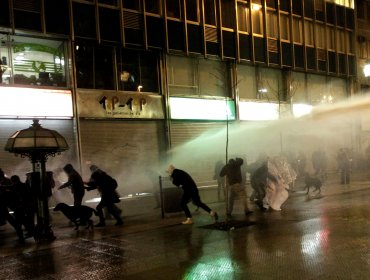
[4,119,69,242]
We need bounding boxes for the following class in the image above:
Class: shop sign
[0,87,72,118]
[239,101,279,121]
[77,90,165,119]
[170,97,235,120]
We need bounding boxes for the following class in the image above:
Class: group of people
[0,163,123,243]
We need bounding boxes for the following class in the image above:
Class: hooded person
[167,165,218,225]
[58,164,85,207]
[85,165,123,227]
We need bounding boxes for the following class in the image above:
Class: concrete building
[0,0,358,199]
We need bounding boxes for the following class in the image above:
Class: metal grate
[205,26,218,43]
[268,39,278,52]
[123,10,143,29]
[13,0,41,12]
[317,48,326,61]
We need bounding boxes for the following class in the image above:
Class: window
[122,0,141,11]
[167,55,230,97]
[0,36,67,87]
[186,0,199,22]
[237,3,250,33]
[326,26,335,50]
[252,8,264,35]
[280,13,290,41]
[315,0,324,11]
[336,29,345,52]
[357,0,365,19]
[117,49,159,93]
[367,2,370,22]
[304,20,314,46]
[44,0,70,35]
[99,0,118,5]
[73,3,96,39]
[76,43,114,89]
[267,11,278,38]
[166,0,181,19]
[221,0,235,28]
[204,0,216,25]
[145,0,161,14]
[346,31,354,53]
[316,24,325,48]
[293,17,303,43]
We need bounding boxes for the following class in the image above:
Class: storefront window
[237,64,257,99]
[75,43,114,90]
[0,36,67,87]
[117,49,159,93]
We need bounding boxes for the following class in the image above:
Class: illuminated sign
[170,97,235,120]
[0,87,73,118]
[292,104,312,117]
[239,102,279,121]
[77,90,165,119]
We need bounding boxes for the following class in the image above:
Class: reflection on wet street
[2,177,370,279]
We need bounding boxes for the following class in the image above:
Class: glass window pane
[186,0,198,21]
[280,13,290,41]
[199,59,230,97]
[346,31,353,53]
[204,0,216,25]
[94,46,114,89]
[145,0,161,14]
[267,11,278,38]
[0,46,10,85]
[237,3,250,33]
[12,37,67,87]
[237,64,257,99]
[221,0,235,28]
[167,55,197,96]
[315,24,325,48]
[166,0,181,18]
[99,0,117,5]
[76,43,94,88]
[336,29,345,52]
[293,17,303,43]
[122,0,141,10]
[252,9,264,35]
[73,3,96,38]
[304,20,314,45]
[326,26,335,49]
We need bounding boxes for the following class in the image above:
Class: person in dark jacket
[58,164,85,207]
[167,165,218,225]
[220,158,252,216]
[9,175,35,238]
[85,165,123,227]
[0,169,24,243]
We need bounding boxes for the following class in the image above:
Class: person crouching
[167,165,218,225]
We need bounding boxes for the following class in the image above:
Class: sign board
[0,87,73,118]
[169,97,236,120]
[77,90,165,119]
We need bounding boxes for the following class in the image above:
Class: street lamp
[4,119,69,242]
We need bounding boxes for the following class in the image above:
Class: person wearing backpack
[85,165,123,227]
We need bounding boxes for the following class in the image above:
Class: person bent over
[167,165,218,225]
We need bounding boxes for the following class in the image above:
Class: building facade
[0,0,357,196]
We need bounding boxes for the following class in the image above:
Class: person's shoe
[115,220,124,226]
[210,211,219,222]
[181,218,193,225]
[95,222,106,227]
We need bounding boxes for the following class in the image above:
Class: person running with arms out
[167,165,218,225]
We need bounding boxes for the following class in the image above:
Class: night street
[1,174,370,280]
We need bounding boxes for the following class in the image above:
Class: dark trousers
[96,200,122,223]
[73,191,85,207]
[181,194,211,218]
[2,208,24,240]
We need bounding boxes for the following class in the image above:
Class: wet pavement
[2,174,370,279]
